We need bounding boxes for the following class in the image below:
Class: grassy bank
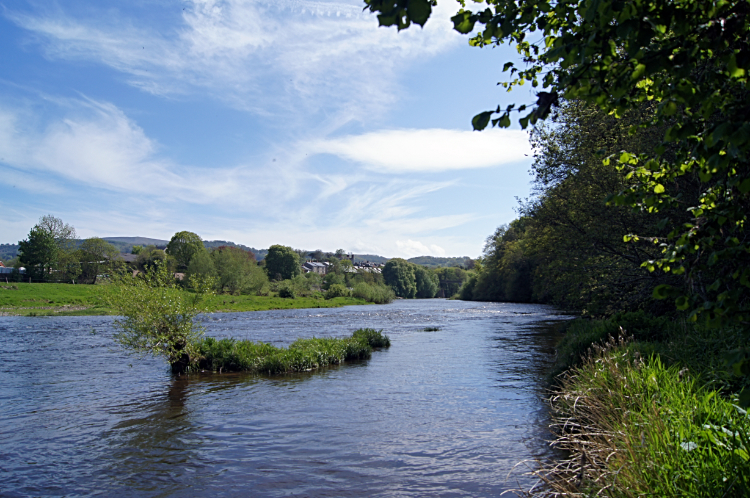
[533,313,750,497]
[0,282,375,316]
[196,328,390,374]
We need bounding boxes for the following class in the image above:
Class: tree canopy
[265,245,302,281]
[166,231,204,271]
[18,215,79,282]
[364,0,750,326]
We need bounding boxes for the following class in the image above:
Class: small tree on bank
[107,262,214,374]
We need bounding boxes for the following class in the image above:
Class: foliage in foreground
[536,337,750,497]
[366,0,750,328]
[196,328,390,374]
[106,263,214,373]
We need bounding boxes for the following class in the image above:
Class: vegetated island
[0,282,374,317]
[196,328,391,375]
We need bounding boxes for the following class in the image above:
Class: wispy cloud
[307,128,532,172]
[8,0,461,124]
[0,97,477,256]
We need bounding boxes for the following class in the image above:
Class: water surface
[0,299,568,497]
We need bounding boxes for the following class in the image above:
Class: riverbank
[535,312,750,496]
[0,282,373,316]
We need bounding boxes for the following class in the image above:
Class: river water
[0,299,568,497]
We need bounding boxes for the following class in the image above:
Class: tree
[166,231,204,271]
[185,249,217,284]
[107,262,213,374]
[383,258,417,298]
[18,226,57,281]
[414,265,439,298]
[211,246,266,294]
[18,215,80,282]
[265,245,301,281]
[363,0,750,326]
[134,245,168,272]
[78,237,120,284]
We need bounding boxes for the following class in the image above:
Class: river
[0,299,568,497]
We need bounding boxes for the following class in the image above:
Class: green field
[0,283,372,316]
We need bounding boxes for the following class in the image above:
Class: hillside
[407,256,471,268]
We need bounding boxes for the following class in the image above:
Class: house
[302,261,328,275]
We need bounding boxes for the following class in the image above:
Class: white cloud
[0,98,482,256]
[8,0,461,123]
[396,239,446,257]
[0,99,294,206]
[308,128,532,172]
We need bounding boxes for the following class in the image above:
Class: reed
[196,328,390,374]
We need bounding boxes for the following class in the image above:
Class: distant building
[302,261,328,275]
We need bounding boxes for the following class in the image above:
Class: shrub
[351,282,395,304]
[325,283,350,299]
[278,285,295,299]
[352,328,390,348]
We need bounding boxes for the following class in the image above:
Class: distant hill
[203,240,268,260]
[407,256,471,268]
[352,254,389,264]
[102,237,169,253]
[3,236,468,268]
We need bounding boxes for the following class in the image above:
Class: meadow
[0,282,372,316]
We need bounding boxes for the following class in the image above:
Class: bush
[352,328,391,348]
[351,282,395,304]
[325,283,350,299]
[278,285,295,299]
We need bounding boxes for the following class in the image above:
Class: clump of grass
[422,326,440,332]
[527,334,750,497]
[352,328,390,348]
[196,328,390,374]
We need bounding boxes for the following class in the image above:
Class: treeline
[11,217,471,302]
[459,101,688,316]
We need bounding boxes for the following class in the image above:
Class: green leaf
[739,178,750,194]
[406,0,432,27]
[451,10,475,34]
[653,284,672,299]
[728,54,746,78]
[654,184,665,194]
[472,111,493,131]
[631,63,646,80]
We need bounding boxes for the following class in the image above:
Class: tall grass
[532,335,750,497]
[196,328,390,374]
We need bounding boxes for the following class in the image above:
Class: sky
[0,0,538,258]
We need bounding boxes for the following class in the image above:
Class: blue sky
[0,0,537,258]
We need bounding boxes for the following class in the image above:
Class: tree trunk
[171,353,191,374]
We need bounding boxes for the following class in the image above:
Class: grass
[525,314,750,497]
[0,282,375,316]
[533,335,750,497]
[0,283,110,316]
[195,328,390,374]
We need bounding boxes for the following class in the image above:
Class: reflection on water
[0,300,569,497]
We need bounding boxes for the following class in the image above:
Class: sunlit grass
[538,338,750,497]
[0,282,375,316]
